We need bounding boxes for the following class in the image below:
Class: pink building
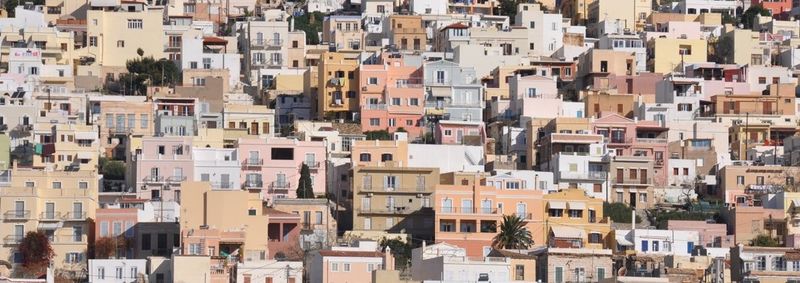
[359,52,425,139]
[592,113,669,186]
[667,220,734,248]
[95,207,138,257]
[435,120,486,145]
[266,208,301,260]
[135,136,194,202]
[237,137,327,202]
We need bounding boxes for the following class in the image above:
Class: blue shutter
[687,241,694,254]
[641,240,648,252]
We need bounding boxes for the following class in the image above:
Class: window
[368,77,378,84]
[555,267,563,283]
[410,98,419,106]
[52,182,61,189]
[270,148,294,160]
[142,234,151,250]
[202,58,211,69]
[756,256,766,271]
[89,36,97,47]
[391,98,401,105]
[131,267,138,279]
[652,240,660,251]
[344,263,351,272]
[359,153,371,162]
[381,154,393,162]
[444,130,452,136]
[529,21,535,28]
[515,264,525,280]
[98,267,105,279]
[369,118,380,126]
[127,19,143,29]
[568,209,582,218]
[331,263,339,272]
[25,182,34,188]
[736,176,744,185]
[435,70,446,84]
[116,267,123,279]
[117,40,125,47]
[597,268,605,280]
[141,114,148,129]
[588,233,602,243]
[548,209,563,217]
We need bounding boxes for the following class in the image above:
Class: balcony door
[14,201,24,217]
[481,200,493,214]
[73,203,83,219]
[45,203,55,219]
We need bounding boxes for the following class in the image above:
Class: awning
[77,152,94,159]
[548,201,566,209]
[430,87,451,97]
[75,132,97,140]
[551,226,584,238]
[616,231,633,246]
[792,199,800,207]
[38,222,62,230]
[568,202,586,210]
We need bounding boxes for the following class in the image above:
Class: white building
[746,65,794,93]
[407,144,485,173]
[515,3,563,57]
[617,229,700,257]
[88,259,147,283]
[551,142,610,200]
[192,147,241,190]
[491,170,555,192]
[674,0,740,16]
[180,28,241,89]
[410,0,448,15]
[597,33,646,72]
[410,242,513,282]
[8,48,73,86]
[236,260,304,283]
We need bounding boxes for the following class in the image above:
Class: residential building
[317,52,361,120]
[516,3,564,57]
[237,137,327,201]
[88,259,147,283]
[667,220,735,248]
[647,37,708,74]
[531,247,614,283]
[32,121,99,171]
[272,198,338,251]
[543,189,613,250]
[730,245,800,283]
[390,15,426,51]
[423,60,483,122]
[308,240,387,283]
[359,52,426,139]
[133,136,194,202]
[616,229,700,257]
[410,243,532,282]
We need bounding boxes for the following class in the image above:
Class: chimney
[384,246,394,270]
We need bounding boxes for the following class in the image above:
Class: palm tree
[492,215,533,249]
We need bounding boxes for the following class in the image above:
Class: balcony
[63,211,86,220]
[4,235,22,245]
[211,182,235,190]
[304,161,320,170]
[167,176,187,184]
[252,59,282,68]
[358,206,414,215]
[439,207,498,214]
[164,43,181,50]
[746,184,784,194]
[269,181,291,193]
[39,212,63,221]
[53,235,86,244]
[612,176,653,186]
[251,39,282,49]
[242,180,263,190]
[359,186,429,193]
[143,175,165,184]
[108,127,132,135]
[558,171,607,182]
[242,158,263,168]
[4,210,30,220]
[515,212,533,220]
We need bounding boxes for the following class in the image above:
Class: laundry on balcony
[34,143,56,156]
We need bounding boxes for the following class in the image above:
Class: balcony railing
[242,181,263,189]
[143,175,165,184]
[439,207,498,214]
[4,235,22,245]
[746,184,784,194]
[4,210,30,220]
[304,161,320,169]
[635,138,667,144]
[612,176,653,185]
[63,211,86,220]
[211,182,235,189]
[360,186,429,193]
[167,176,187,184]
[515,212,533,220]
[358,207,413,214]
[251,39,283,48]
[39,212,63,221]
[558,171,607,181]
[269,181,291,193]
[242,158,263,167]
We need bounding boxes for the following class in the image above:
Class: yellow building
[32,122,99,171]
[543,189,612,249]
[0,26,76,66]
[85,4,165,76]
[647,38,707,73]
[588,0,652,35]
[0,167,98,278]
[316,52,360,120]
[222,104,276,146]
[350,140,409,168]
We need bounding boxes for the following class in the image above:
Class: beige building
[84,3,166,77]
[32,121,99,171]
[390,15,426,51]
[352,164,439,240]
[322,15,365,51]
[0,167,98,279]
[180,181,269,273]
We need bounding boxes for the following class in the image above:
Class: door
[516,203,527,219]
[45,203,55,219]
[220,174,230,189]
[14,201,24,218]
[462,199,473,213]
[457,130,464,144]
[14,225,23,240]
[442,199,453,213]
[630,193,637,208]
[276,173,286,187]
[640,169,648,184]
[763,101,772,115]
[481,199,493,214]
[73,203,83,219]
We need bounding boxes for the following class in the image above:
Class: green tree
[603,202,642,223]
[4,0,44,17]
[118,57,180,95]
[492,215,533,249]
[100,160,126,180]
[751,234,781,247]
[292,12,324,44]
[499,0,519,24]
[18,231,54,277]
[136,48,144,57]
[741,5,771,29]
[365,130,392,140]
[94,236,130,259]
[296,163,314,198]
[379,238,413,270]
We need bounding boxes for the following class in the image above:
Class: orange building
[434,172,545,257]
[390,15,426,51]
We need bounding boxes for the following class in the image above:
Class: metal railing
[63,211,86,220]
[242,181,264,189]
[635,138,668,144]
[559,171,607,181]
[304,161,320,169]
[211,182,235,189]
[358,207,413,214]
[612,176,653,185]
[242,158,263,167]
[39,211,63,221]
[4,235,23,244]
[439,207,499,214]
[4,210,30,220]
[143,176,165,184]
[167,176,187,183]
[251,39,283,48]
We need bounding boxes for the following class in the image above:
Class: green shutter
[555,267,563,283]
